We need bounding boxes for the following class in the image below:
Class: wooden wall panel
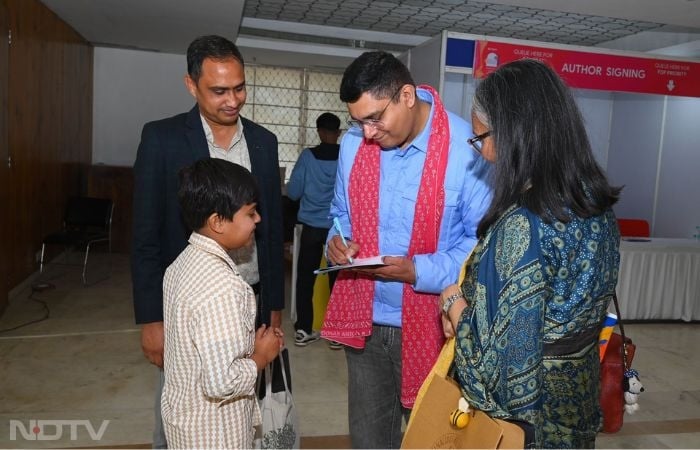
[88,165,134,254]
[1,0,93,292]
[1,0,9,315]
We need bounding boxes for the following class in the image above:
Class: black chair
[39,196,114,284]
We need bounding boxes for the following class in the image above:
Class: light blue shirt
[287,146,338,229]
[328,88,492,327]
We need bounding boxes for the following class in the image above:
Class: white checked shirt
[162,232,260,449]
[200,115,260,286]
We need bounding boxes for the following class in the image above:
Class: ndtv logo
[9,419,110,441]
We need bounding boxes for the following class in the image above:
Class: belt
[542,324,600,357]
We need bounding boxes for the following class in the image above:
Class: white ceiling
[40,0,700,69]
[39,0,245,54]
[485,0,700,29]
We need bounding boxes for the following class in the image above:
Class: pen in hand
[333,217,354,264]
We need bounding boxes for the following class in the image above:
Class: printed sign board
[472,40,700,98]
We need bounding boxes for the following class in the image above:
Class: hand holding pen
[328,217,358,265]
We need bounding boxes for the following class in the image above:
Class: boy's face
[220,203,260,251]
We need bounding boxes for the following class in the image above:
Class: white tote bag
[254,350,300,449]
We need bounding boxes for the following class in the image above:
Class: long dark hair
[473,59,621,237]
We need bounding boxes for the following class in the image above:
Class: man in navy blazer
[131,35,284,447]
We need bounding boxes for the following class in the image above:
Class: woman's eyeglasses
[467,131,491,154]
[347,87,401,130]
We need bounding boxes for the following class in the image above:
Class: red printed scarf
[321,85,449,407]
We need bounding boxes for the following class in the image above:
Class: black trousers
[294,224,337,333]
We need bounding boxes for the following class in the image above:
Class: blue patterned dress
[454,205,620,448]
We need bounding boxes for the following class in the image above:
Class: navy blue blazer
[131,105,284,325]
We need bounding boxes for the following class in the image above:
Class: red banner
[473,40,700,98]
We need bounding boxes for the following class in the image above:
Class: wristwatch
[442,292,464,314]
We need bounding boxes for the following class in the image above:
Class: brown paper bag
[401,338,524,449]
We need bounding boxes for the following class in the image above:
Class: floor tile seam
[0,328,140,340]
[0,407,153,414]
[56,443,152,449]
[294,400,349,405]
[613,418,700,436]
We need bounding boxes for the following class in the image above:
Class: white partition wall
[405,33,614,168]
[443,72,476,120]
[606,93,664,228]
[607,93,700,238]
[405,31,700,238]
[573,89,613,167]
[439,79,614,170]
[654,96,700,238]
[405,35,444,93]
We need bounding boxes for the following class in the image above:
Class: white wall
[653,96,700,238]
[574,89,613,167]
[406,36,444,93]
[92,47,349,180]
[441,73,700,238]
[443,72,476,120]
[93,45,700,238]
[606,93,663,227]
[441,74,614,169]
[92,47,193,167]
[607,93,700,238]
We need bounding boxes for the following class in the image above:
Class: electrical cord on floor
[0,285,51,334]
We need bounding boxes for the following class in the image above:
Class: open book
[313,255,398,275]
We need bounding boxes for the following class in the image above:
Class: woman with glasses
[440,59,621,448]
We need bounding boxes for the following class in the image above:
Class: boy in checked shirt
[161,159,283,448]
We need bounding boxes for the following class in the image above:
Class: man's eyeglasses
[347,87,401,130]
[467,131,491,154]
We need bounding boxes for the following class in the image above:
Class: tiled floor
[1,252,699,448]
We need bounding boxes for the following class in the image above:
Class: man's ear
[401,84,416,108]
[184,74,197,98]
[206,213,224,234]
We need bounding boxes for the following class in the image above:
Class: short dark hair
[473,58,621,237]
[339,51,414,103]
[178,159,259,231]
[316,112,340,131]
[186,35,245,83]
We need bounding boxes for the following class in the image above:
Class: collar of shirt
[187,232,239,275]
[199,114,244,152]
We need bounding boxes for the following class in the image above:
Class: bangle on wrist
[442,292,464,314]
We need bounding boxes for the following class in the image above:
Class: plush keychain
[623,368,644,414]
[450,397,471,429]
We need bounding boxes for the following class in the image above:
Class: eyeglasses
[347,87,401,130]
[467,131,491,154]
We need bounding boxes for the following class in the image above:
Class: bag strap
[434,337,455,378]
[407,337,455,430]
[611,293,631,371]
[278,349,291,393]
[264,359,274,397]
[263,350,292,396]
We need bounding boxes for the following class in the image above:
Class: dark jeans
[345,325,410,449]
[294,224,337,333]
